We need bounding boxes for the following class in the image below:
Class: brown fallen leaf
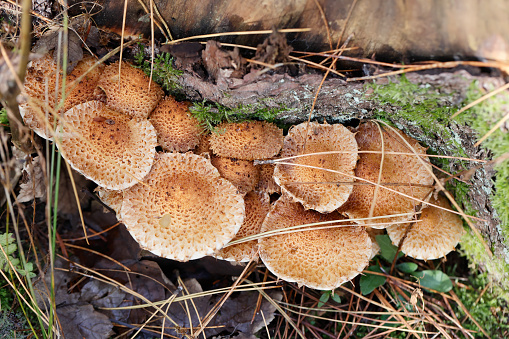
[17,156,46,203]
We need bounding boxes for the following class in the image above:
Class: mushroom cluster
[20,54,465,291]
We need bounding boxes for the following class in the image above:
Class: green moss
[189,100,287,133]
[364,74,509,289]
[134,46,183,94]
[463,82,509,242]
[367,75,467,157]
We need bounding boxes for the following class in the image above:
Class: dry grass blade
[473,110,509,147]
[451,81,509,119]
[164,28,311,45]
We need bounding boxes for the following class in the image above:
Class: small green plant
[0,108,8,128]
[134,46,183,93]
[359,235,453,295]
[189,100,285,133]
[0,233,36,279]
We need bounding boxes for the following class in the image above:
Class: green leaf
[330,292,341,303]
[360,265,387,295]
[317,291,330,308]
[376,235,403,263]
[411,270,453,292]
[396,262,418,273]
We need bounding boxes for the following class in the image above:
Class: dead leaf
[17,156,46,203]
[33,258,114,339]
[33,25,84,73]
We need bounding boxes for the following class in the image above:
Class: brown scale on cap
[120,153,245,262]
[386,195,465,260]
[149,96,204,152]
[274,121,358,213]
[56,101,157,190]
[259,197,371,290]
[210,155,260,194]
[338,121,434,226]
[214,191,270,262]
[209,120,283,160]
[97,61,163,119]
[20,55,105,139]
[256,163,281,194]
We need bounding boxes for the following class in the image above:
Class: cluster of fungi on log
[20,53,465,290]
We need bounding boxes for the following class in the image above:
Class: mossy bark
[177,69,509,288]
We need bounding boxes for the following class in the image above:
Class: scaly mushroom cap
[120,153,245,261]
[20,55,104,139]
[95,186,123,216]
[210,156,260,194]
[256,163,281,194]
[194,133,211,155]
[149,96,204,152]
[214,191,270,262]
[273,121,358,213]
[338,122,434,226]
[97,61,163,119]
[209,121,283,160]
[56,101,157,190]
[259,197,371,290]
[386,195,465,260]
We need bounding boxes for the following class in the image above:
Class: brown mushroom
[274,121,358,213]
[97,61,163,119]
[386,195,465,260]
[259,197,371,290]
[120,152,245,261]
[210,155,260,194]
[338,121,434,226]
[209,120,283,160]
[56,101,157,190]
[149,96,204,152]
[20,54,105,139]
[214,191,270,262]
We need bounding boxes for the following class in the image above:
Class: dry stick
[448,152,509,183]
[450,290,491,339]
[163,28,311,45]
[441,295,474,339]
[373,289,420,339]
[272,160,484,222]
[312,0,333,51]
[63,243,131,271]
[319,0,358,67]
[474,110,509,147]
[346,60,507,82]
[117,0,129,90]
[302,34,353,152]
[177,275,206,339]
[451,81,509,119]
[369,122,385,219]
[148,0,155,91]
[377,121,494,257]
[134,0,169,41]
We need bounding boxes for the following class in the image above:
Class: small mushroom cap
[194,133,212,155]
[97,61,163,119]
[274,121,358,213]
[149,96,204,152]
[338,122,434,226]
[209,121,283,160]
[95,186,123,216]
[386,195,465,260]
[259,197,371,290]
[256,163,281,194]
[214,191,270,262]
[56,101,157,190]
[120,153,245,262]
[210,156,260,194]
[20,55,104,139]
